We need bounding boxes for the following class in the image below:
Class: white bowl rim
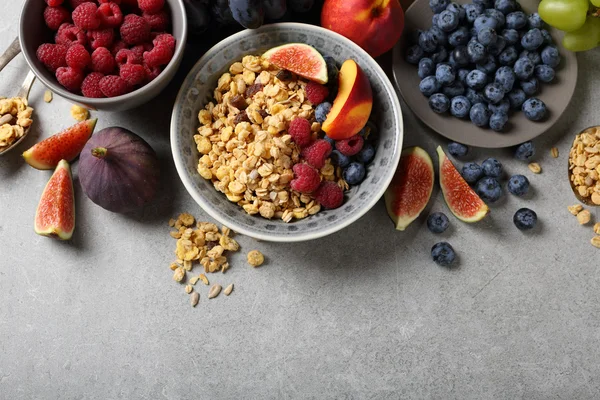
[170,22,404,242]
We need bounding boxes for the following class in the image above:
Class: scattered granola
[190,276,200,285]
[70,105,89,121]
[594,222,600,235]
[185,284,193,294]
[568,204,583,215]
[44,90,53,103]
[190,292,200,307]
[208,284,222,299]
[569,126,600,204]
[223,283,234,296]
[173,266,185,282]
[551,147,559,158]
[0,97,33,152]
[247,250,265,267]
[577,209,591,225]
[591,236,600,248]
[199,273,209,285]
[528,162,542,174]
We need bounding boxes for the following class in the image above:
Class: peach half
[321,59,373,140]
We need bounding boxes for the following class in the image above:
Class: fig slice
[262,43,328,84]
[384,146,435,231]
[34,159,75,240]
[437,146,489,222]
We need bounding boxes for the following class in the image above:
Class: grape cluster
[406,0,561,132]
[183,0,315,34]
[539,0,600,52]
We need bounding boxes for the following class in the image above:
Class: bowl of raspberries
[19,0,187,110]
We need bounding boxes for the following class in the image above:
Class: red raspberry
[44,6,71,31]
[142,10,169,31]
[138,0,164,14]
[290,163,321,193]
[143,43,173,68]
[119,63,146,86]
[68,0,93,8]
[55,23,86,47]
[81,72,105,97]
[99,0,120,4]
[91,47,116,74]
[305,81,329,104]
[152,33,175,51]
[143,64,161,82]
[72,3,101,30]
[131,43,152,58]
[99,75,129,97]
[335,134,364,156]
[97,3,123,28]
[36,43,68,73]
[110,40,127,55]
[120,14,151,45]
[301,139,332,169]
[121,0,139,8]
[56,66,84,92]
[288,117,312,148]
[65,44,91,70]
[45,0,64,6]
[86,29,115,50]
[314,181,344,209]
[116,49,139,66]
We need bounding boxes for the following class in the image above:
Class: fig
[384,146,434,231]
[437,146,489,222]
[78,127,160,213]
[262,43,328,84]
[34,159,75,240]
[23,119,97,170]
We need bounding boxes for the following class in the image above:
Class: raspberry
[99,75,129,97]
[143,64,161,82]
[305,81,329,104]
[45,0,64,6]
[36,43,68,73]
[335,134,364,156]
[99,0,120,3]
[110,40,127,55]
[116,49,139,66]
[152,33,175,51]
[56,66,84,92]
[72,3,101,30]
[97,3,123,28]
[143,43,173,67]
[119,63,146,86]
[301,139,332,169]
[142,10,169,31]
[288,117,312,148]
[91,47,116,74]
[138,0,164,14]
[290,163,321,193]
[314,181,344,209]
[68,0,92,8]
[131,43,152,59]
[65,44,91,70]
[55,23,86,47]
[44,6,71,31]
[87,28,115,50]
[81,72,105,97]
[120,14,151,45]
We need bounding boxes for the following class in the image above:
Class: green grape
[563,16,600,51]
[591,0,600,7]
[538,0,588,32]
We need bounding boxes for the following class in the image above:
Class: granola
[0,97,33,153]
[569,126,600,205]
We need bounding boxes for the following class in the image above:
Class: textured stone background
[2,3,600,399]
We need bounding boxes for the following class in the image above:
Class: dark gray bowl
[19,0,187,111]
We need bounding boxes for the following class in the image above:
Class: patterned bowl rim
[170,22,404,242]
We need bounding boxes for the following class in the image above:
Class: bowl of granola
[171,23,403,242]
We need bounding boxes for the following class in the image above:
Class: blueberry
[487,36,506,56]
[505,11,527,29]
[507,88,526,109]
[315,102,332,123]
[461,162,484,183]
[431,242,456,266]
[418,58,435,79]
[430,26,448,47]
[450,96,471,118]
[520,77,539,96]
[356,143,375,164]
[477,26,497,46]
[427,212,450,233]
[476,177,503,202]
[430,0,450,13]
[419,76,441,97]
[514,141,535,160]
[467,40,487,63]
[502,29,520,45]
[488,98,510,114]
[482,158,503,177]
[419,30,438,53]
[541,45,560,68]
[540,29,553,45]
[489,111,508,131]
[446,2,466,22]
[438,10,459,32]
[436,64,455,85]
[466,88,486,105]
[483,83,504,104]
[519,50,541,65]
[452,46,470,67]
[343,162,366,185]
[431,47,449,64]
[494,0,516,14]
[521,28,544,51]
[522,97,547,121]
[498,46,518,65]
[494,66,515,93]
[458,68,470,83]
[514,57,534,80]
[448,142,469,157]
[330,149,351,167]
[470,27,479,38]
[323,56,338,84]
[442,81,465,97]
[406,45,424,64]
[429,93,451,113]
[324,135,335,147]
[449,27,470,46]
[534,64,555,83]
[464,3,483,23]
[528,12,544,29]
[513,208,537,230]
[508,174,530,196]
[469,103,491,127]
[476,54,497,75]
[485,9,506,27]
[474,15,498,33]
[473,0,493,8]
[466,69,488,90]
[432,13,440,26]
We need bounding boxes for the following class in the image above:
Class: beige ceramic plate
[392,0,578,148]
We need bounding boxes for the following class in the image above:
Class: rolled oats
[199,273,209,285]
[70,105,89,121]
[185,284,193,294]
[247,250,264,267]
[551,147,559,158]
[0,97,33,152]
[223,284,234,296]
[528,162,542,174]
[173,267,185,282]
[569,127,600,202]
[568,204,583,215]
[594,222,600,235]
[44,90,53,103]
[577,209,591,225]
[591,236,600,249]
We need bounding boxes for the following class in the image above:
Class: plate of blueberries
[392,0,578,148]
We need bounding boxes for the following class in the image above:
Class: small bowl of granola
[171,23,403,242]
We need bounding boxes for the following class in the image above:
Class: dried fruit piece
[223,284,234,296]
[208,284,222,299]
[34,160,75,240]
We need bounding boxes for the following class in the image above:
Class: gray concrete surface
[2,6,600,399]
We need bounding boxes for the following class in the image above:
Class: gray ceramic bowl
[171,23,404,242]
[19,0,187,111]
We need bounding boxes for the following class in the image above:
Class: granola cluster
[194,55,345,222]
[569,126,600,205]
[0,97,33,152]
